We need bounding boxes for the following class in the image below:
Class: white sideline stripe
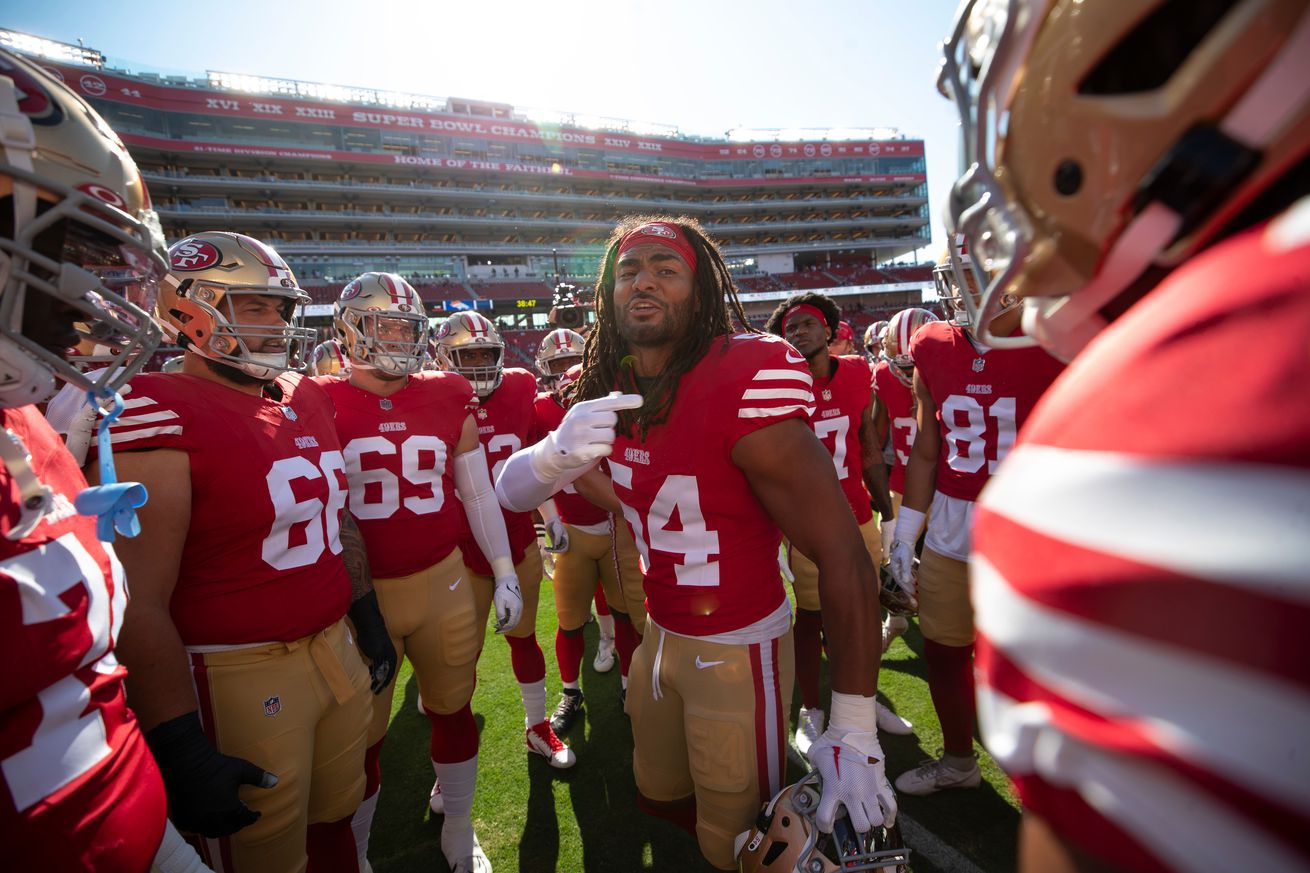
[114,410,179,425]
[754,641,783,799]
[740,387,813,402]
[109,425,183,443]
[753,368,813,384]
[973,555,1310,810]
[977,684,1310,873]
[738,404,813,419]
[980,444,1310,598]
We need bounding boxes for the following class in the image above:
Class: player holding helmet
[497,216,895,871]
[763,292,910,758]
[436,312,576,769]
[939,0,1310,870]
[317,273,518,873]
[885,241,1064,798]
[94,231,394,872]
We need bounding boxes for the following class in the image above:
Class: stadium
[3,27,936,368]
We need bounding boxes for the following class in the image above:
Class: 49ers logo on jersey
[170,239,222,271]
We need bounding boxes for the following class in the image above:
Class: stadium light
[0,29,104,68]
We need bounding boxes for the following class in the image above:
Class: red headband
[615,221,698,273]
[782,303,828,333]
[834,321,854,342]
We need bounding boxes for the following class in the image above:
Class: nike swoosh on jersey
[785,351,806,363]
[695,656,725,669]
[449,578,462,591]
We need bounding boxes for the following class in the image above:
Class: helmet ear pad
[168,292,220,352]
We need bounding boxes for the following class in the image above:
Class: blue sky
[4,0,964,256]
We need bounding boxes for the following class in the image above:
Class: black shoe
[550,689,584,734]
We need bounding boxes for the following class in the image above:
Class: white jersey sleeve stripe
[740,388,814,402]
[114,410,180,425]
[738,405,814,420]
[976,683,1310,873]
[972,554,1310,811]
[752,369,813,384]
[120,396,159,410]
[109,425,184,444]
[980,444,1310,597]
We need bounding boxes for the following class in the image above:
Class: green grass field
[367,575,1020,873]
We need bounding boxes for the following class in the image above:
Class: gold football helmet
[535,328,585,388]
[155,231,313,381]
[735,772,910,872]
[0,48,166,407]
[939,0,1310,358]
[434,311,504,397]
[310,338,349,377]
[334,272,428,376]
[883,307,940,387]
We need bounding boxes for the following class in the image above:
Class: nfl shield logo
[972,357,986,373]
[477,408,489,420]
[822,389,832,401]
[264,696,282,717]
[380,398,393,411]
[281,406,298,421]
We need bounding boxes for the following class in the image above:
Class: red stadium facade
[8,29,936,366]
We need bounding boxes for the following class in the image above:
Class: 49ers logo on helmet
[77,183,126,209]
[340,280,363,301]
[170,239,222,271]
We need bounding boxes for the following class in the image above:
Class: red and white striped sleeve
[103,376,189,452]
[726,333,815,444]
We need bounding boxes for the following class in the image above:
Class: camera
[548,282,591,330]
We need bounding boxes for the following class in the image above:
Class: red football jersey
[317,371,478,578]
[872,360,915,494]
[531,392,609,528]
[808,355,874,524]
[608,333,813,636]
[910,321,1065,502]
[98,372,351,645]
[1,406,167,870]
[972,213,1310,873]
[458,368,538,576]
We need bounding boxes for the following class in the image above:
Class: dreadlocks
[573,215,753,439]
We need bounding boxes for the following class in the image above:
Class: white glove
[888,539,917,602]
[809,693,897,833]
[493,574,523,634]
[528,392,644,483]
[544,518,570,554]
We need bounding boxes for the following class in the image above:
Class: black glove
[144,711,277,838]
[348,590,397,694]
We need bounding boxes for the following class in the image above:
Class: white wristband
[829,690,877,734]
[893,507,926,543]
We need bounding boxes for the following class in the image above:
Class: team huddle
[4,1,1309,872]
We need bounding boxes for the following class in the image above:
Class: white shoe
[416,692,426,716]
[593,635,616,673]
[428,777,444,815]
[442,816,492,873]
[882,615,909,654]
[793,706,825,759]
[876,700,914,736]
[526,720,576,768]
[894,753,982,796]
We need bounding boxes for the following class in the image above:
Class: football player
[0,47,201,872]
[827,319,857,356]
[863,320,889,363]
[435,313,576,768]
[497,217,895,871]
[318,273,521,873]
[870,307,939,652]
[941,1,1310,871]
[534,328,583,391]
[762,292,911,757]
[531,345,647,734]
[886,243,1064,798]
[91,231,395,872]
